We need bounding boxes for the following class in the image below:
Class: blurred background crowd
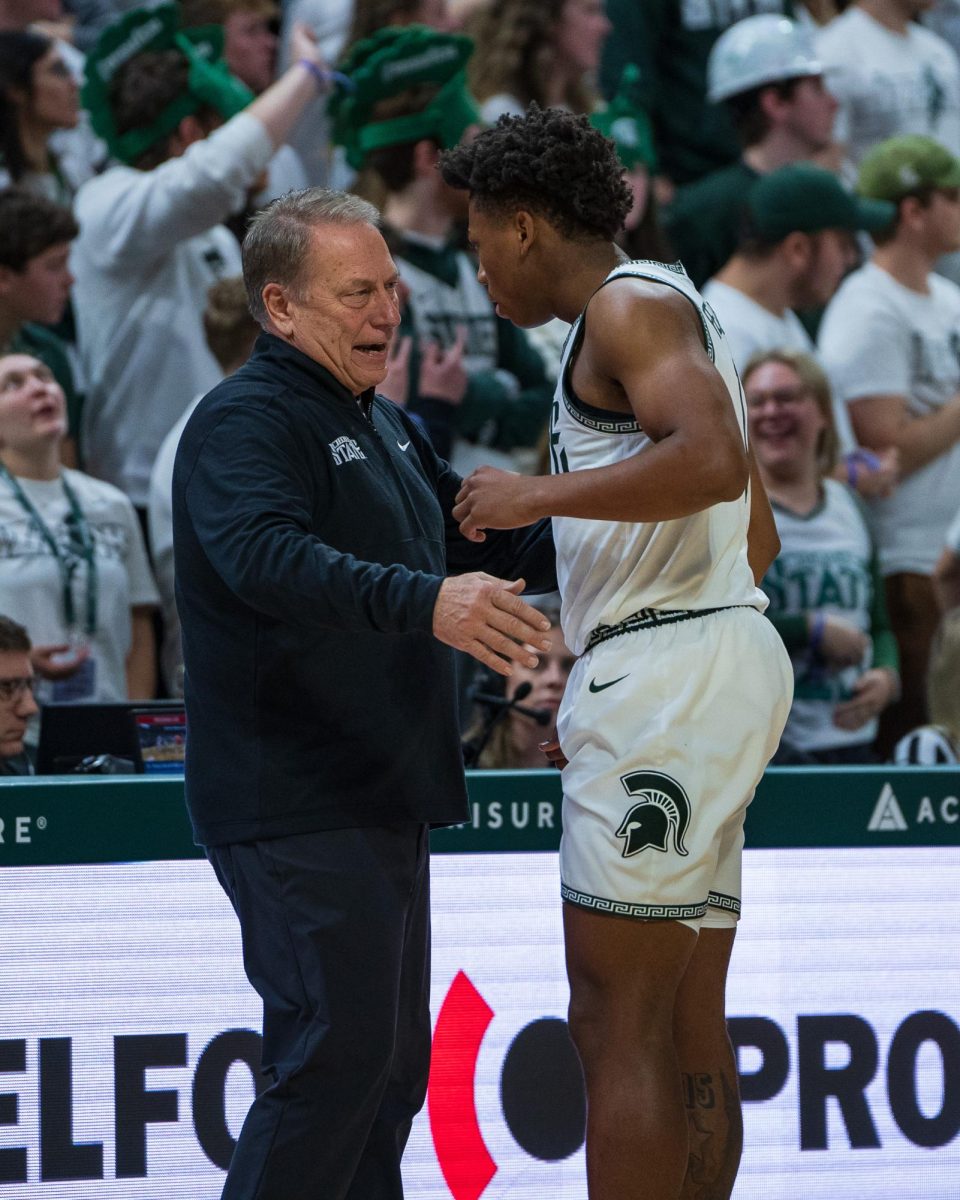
[1,0,959,777]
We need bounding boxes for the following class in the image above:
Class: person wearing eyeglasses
[743,348,901,764]
[0,614,38,775]
[701,165,903,506]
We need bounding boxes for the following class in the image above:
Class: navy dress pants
[206,821,432,1200]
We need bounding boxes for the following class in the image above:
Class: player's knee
[568,985,675,1070]
[566,973,632,1065]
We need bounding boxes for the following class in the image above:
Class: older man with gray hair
[171,186,556,1200]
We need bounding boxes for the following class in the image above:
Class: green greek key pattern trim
[561,883,708,921]
[708,890,741,914]
[561,387,640,434]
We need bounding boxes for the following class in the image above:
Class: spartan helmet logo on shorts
[615,771,691,858]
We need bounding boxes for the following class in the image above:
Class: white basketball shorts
[557,606,793,930]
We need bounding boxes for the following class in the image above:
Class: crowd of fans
[1,0,959,778]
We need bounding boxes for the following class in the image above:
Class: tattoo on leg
[680,1070,743,1200]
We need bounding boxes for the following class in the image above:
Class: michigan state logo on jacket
[616,771,691,857]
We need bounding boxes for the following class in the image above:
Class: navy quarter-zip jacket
[172,334,556,846]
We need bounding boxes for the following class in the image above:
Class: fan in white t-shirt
[702,162,899,485]
[817,1,960,173]
[819,132,960,751]
[0,353,159,715]
[72,8,339,507]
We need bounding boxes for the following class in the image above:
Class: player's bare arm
[455,282,749,537]
[746,449,780,584]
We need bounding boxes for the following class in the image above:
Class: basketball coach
[171,188,556,1200]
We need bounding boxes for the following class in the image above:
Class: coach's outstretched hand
[454,466,541,542]
[433,573,551,675]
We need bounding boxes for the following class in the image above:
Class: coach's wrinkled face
[467,201,552,328]
[271,222,402,396]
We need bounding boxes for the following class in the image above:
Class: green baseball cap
[329,26,480,171]
[857,134,960,201]
[745,163,896,242]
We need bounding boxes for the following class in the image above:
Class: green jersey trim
[559,314,641,433]
[561,884,709,921]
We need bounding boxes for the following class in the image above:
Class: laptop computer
[36,700,186,775]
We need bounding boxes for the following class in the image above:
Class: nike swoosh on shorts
[588,674,629,693]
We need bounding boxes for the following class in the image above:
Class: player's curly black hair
[439,105,632,241]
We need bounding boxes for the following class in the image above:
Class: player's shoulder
[591,261,696,308]
[586,266,703,346]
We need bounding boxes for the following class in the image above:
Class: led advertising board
[1,846,958,1198]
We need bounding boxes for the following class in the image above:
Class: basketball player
[440,107,793,1200]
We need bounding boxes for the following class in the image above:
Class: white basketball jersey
[550,260,767,656]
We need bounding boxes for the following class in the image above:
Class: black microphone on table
[470,681,552,727]
[463,680,552,768]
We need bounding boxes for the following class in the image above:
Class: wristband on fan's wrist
[844,448,881,488]
[297,60,355,93]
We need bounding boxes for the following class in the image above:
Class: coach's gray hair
[242,188,382,325]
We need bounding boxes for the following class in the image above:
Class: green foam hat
[329,25,480,170]
[589,64,657,173]
[82,4,253,165]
